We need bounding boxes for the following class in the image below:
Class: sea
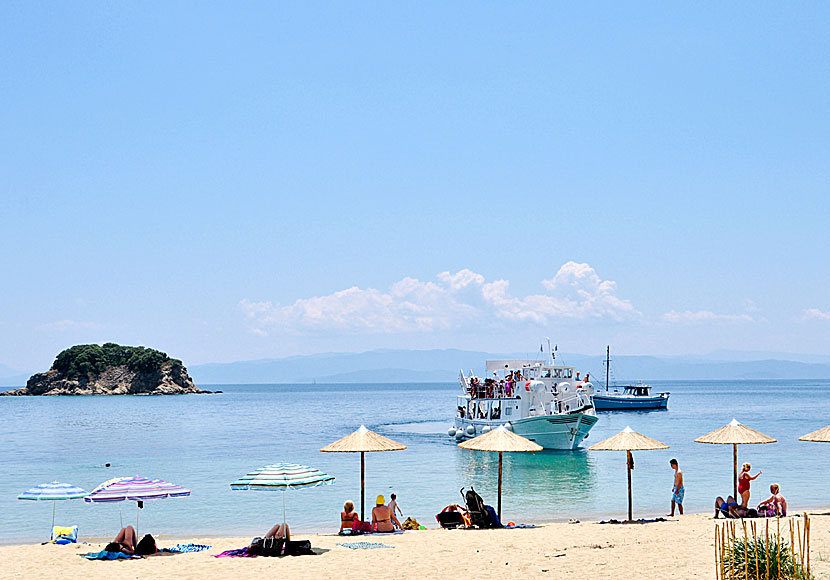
[1,379,828,544]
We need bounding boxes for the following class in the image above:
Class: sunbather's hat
[376,494,385,505]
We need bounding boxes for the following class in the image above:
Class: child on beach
[669,459,684,516]
[757,483,787,516]
[388,493,403,529]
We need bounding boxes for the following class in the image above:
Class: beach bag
[135,533,157,556]
[484,505,503,528]
[284,539,314,556]
[353,520,373,532]
[402,517,420,530]
[757,504,775,517]
[249,537,283,556]
[51,525,78,543]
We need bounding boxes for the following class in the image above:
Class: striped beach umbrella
[85,476,191,535]
[18,481,88,539]
[231,463,334,531]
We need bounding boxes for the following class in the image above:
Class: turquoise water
[1,380,828,544]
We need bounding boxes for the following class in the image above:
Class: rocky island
[1,343,209,396]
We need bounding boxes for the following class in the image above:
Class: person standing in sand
[388,493,403,529]
[669,458,684,516]
[738,463,762,507]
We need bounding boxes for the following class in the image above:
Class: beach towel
[168,543,212,553]
[336,542,394,550]
[81,550,135,560]
[599,518,669,524]
[503,523,537,529]
[213,547,255,558]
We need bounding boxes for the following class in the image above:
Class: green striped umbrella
[231,463,334,531]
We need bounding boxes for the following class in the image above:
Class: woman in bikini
[340,501,359,531]
[738,463,762,507]
[372,495,395,533]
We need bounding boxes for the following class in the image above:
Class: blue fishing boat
[593,346,670,411]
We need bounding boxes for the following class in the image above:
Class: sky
[1,1,829,373]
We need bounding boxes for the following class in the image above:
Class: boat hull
[592,394,669,410]
[453,413,598,450]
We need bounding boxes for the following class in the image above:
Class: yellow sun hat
[376,495,385,505]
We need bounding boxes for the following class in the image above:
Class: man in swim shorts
[669,458,684,516]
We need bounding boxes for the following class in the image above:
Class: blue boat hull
[592,394,669,410]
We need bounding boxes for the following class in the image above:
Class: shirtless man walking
[669,458,684,516]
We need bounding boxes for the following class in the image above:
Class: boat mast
[605,345,610,392]
[545,337,554,365]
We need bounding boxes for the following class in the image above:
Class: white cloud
[661,310,755,324]
[801,308,830,321]
[240,262,639,336]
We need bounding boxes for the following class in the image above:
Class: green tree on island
[52,343,183,380]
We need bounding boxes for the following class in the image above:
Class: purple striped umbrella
[85,477,190,534]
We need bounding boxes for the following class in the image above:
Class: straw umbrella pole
[458,426,542,522]
[695,419,776,500]
[589,426,668,521]
[321,425,406,522]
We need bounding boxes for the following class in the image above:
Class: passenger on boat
[372,495,395,533]
[757,484,787,517]
[457,406,466,418]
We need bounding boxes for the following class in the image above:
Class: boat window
[468,401,476,417]
[478,400,490,419]
[505,406,512,416]
[564,369,572,379]
[541,369,551,378]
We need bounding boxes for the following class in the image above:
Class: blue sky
[2,2,828,372]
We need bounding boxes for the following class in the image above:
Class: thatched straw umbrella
[320,425,406,521]
[589,426,668,521]
[695,419,776,500]
[799,426,830,442]
[458,426,542,522]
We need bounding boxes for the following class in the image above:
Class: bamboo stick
[796,518,803,570]
[743,520,749,580]
[806,514,811,576]
[715,524,720,580]
[765,519,769,580]
[776,517,781,578]
[752,521,758,580]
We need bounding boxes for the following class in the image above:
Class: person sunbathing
[715,495,757,518]
[757,484,787,516]
[105,525,137,554]
[372,495,395,533]
[341,501,360,531]
[264,523,290,541]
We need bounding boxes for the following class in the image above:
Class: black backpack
[135,533,156,556]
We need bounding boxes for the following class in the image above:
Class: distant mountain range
[188,348,830,385]
[3,348,828,387]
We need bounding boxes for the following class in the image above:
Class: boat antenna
[545,337,554,365]
[605,346,611,392]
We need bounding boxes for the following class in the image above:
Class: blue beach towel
[336,542,394,550]
[82,550,135,560]
[168,543,212,553]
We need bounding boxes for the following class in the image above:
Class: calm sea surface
[1,379,828,544]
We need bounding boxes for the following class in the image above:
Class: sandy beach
[2,512,828,580]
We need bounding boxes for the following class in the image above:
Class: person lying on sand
[105,526,137,554]
[715,495,757,518]
[264,523,290,541]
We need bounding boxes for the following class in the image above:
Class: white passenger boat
[448,345,598,450]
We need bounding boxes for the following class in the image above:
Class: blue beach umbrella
[231,463,335,532]
[18,481,88,539]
